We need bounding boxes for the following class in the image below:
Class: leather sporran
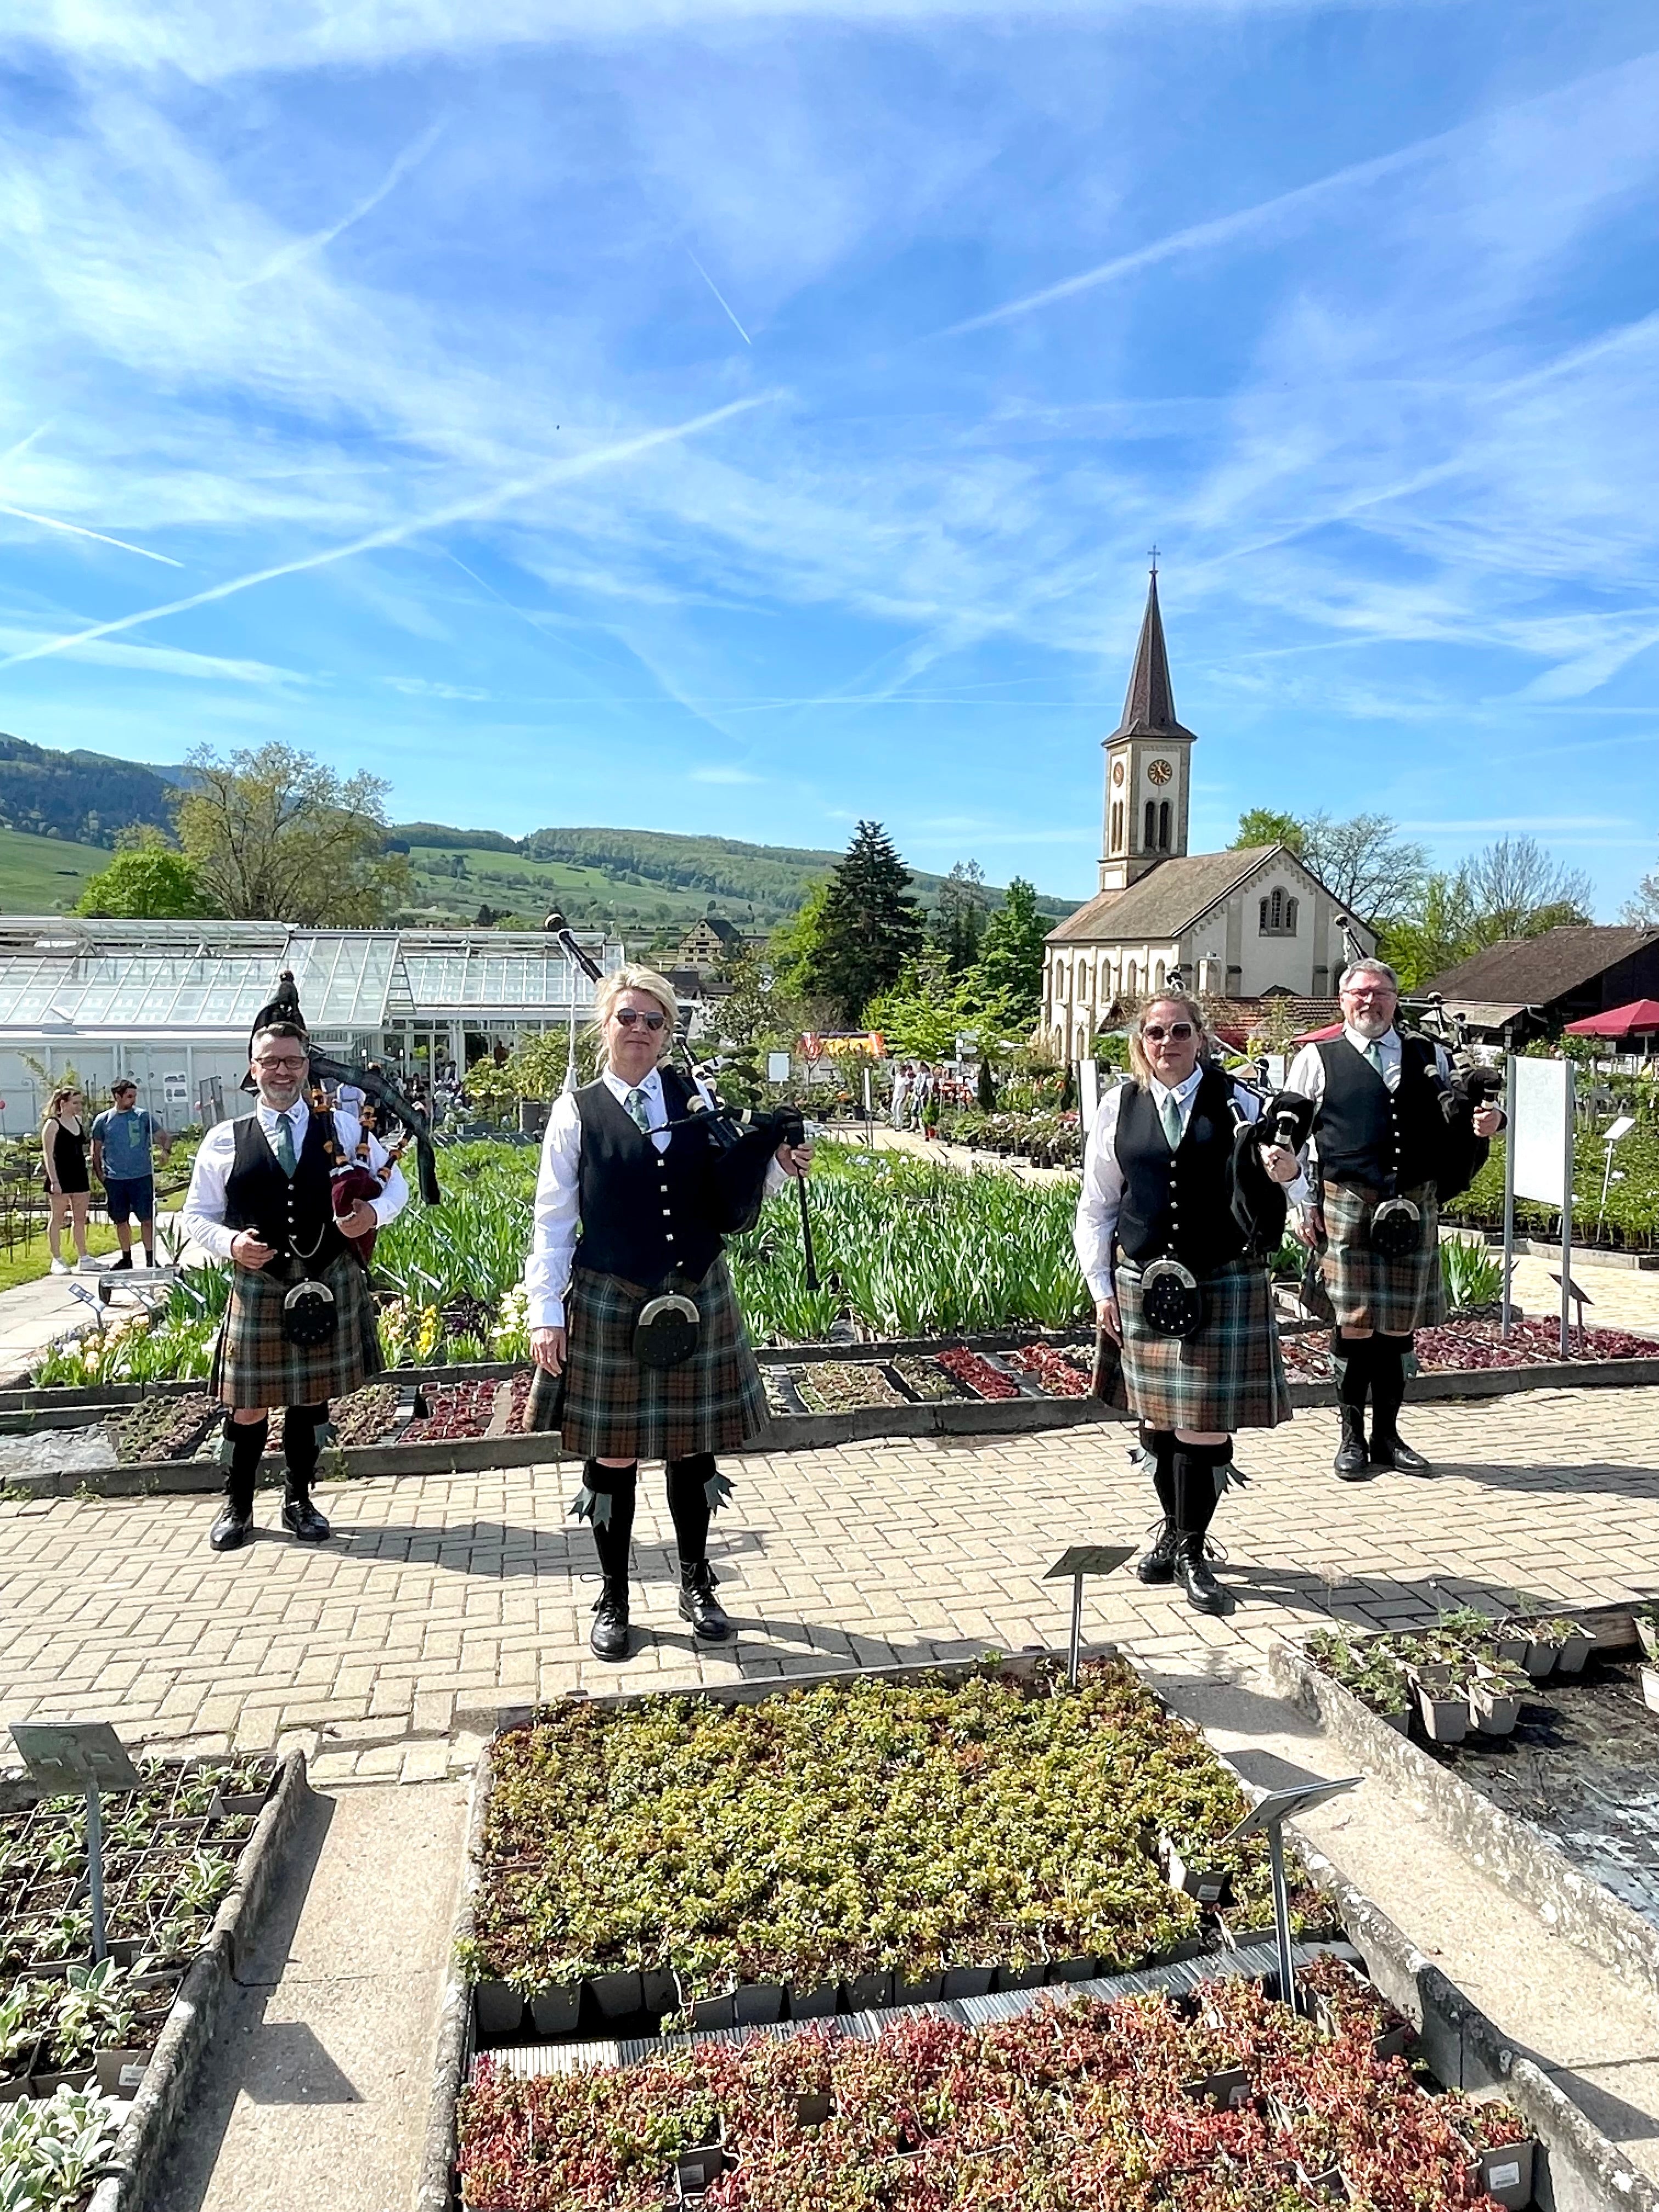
[281,1277,338,1348]
[633,1290,700,1369]
[1369,1197,1423,1259]
[1140,1256,1205,1339]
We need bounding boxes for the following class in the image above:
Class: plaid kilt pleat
[1316,1179,1444,1334]
[1116,1254,1290,1433]
[211,1249,383,1411]
[528,1256,767,1460]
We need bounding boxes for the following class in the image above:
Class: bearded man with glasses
[181,1012,407,1553]
[1074,992,1301,1615]
[1285,959,1504,1480]
[525,964,812,1661]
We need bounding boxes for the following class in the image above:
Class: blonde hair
[44,1084,82,1124]
[592,964,680,1068]
[1127,993,1212,1087]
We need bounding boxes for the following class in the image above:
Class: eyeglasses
[1142,1023,1194,1042]
[1343,985,1396,1001]
[612,1008,667,1032]
[253,1054,308,1071]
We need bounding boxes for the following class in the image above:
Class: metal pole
[86,1786,106,1963]
[1560,1063,1575,1362]
[1500,1054,1516,1341]
[795,1171,819,1293]
[1267,1818,1295,2013]
[1068,1572,1085,1688]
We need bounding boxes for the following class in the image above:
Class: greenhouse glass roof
[0,921,618,1036]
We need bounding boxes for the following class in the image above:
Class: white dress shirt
[525,1066,789,1331]
[1073,1067,1262,1303]
[1283,1026,1452,1204]
[181,1097,409,1263]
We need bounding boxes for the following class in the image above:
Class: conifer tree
[801,821,924,1023]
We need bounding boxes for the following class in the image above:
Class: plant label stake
[1222,1773,1362,2016]
[11,1721,142,1965]
[1045,1545,1135,1686]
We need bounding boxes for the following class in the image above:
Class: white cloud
[384,675,492,700]
[690,764,761,782]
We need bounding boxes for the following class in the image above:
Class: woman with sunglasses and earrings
[525,963,812,1662]
[1074,992,1301,1614]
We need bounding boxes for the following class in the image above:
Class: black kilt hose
[1116,1253,1291,1433]
[536,1256,766,1460]
[1315,1178,1444,1334]
[211,1248,383,1412]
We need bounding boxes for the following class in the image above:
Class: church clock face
[1110,759,1125,786]
[1148,758,1173,787]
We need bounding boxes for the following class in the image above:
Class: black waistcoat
[223,1110,347,1267]
[574,1071,726,1287]
[1312,1034,1446,1192]
[1114,1065,1247,1272]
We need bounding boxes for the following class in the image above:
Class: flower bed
[106,1391,221,1465]
[1,1754,279,2105]
[1303,1606,1601,1743]
[934,1347,1020,1400]
[456,1979,1532,2212]
[402,1379,504,1443]
[459,1662,1293,2032]
[1278,1314,1655,1383]
[331,1381,403,1448]
[1004,1343,1092,1397]
[792,1361,910,1414]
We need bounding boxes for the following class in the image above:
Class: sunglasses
[612,1008,667,1031]
[1142,1022,1194,1042]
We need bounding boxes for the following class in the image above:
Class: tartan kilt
[527,1255,767,1460]
[211,1248,383,1411]
[1317,1179,1444,1334]
[1116,1254,1291,1433]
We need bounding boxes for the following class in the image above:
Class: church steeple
[1098,559,1197,893]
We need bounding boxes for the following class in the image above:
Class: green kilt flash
[1115,1253,1291,1432]
[526,1255,766,1460]
[211,1248,383,1411]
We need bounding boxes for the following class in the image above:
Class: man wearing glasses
[525,964,812,1661]
[1286,960,1503,1479]
[182,1014,408,1552]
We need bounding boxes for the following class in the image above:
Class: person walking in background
[41,1085,95,1273]
[91,1079,172,1271]
[890,1060,912,1130]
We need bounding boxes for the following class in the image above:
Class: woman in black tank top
[42,1084,93,1271]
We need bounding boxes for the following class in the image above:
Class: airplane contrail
[0,503,183,567]
[0,394,775,673]
[687,250,752,346]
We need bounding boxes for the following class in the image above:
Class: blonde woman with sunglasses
[524,963,812,1661]
[41,1084,95,1273]
[1074,994,1300,1614]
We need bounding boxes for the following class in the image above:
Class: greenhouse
[0,916,621,1128]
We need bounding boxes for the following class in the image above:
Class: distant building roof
[1421,926,1659,1010]
[679,916,744,944]
[1047,847,1283,944]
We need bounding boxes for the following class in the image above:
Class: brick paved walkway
[4,1385,1657,1789]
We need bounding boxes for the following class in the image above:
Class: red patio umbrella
[1291,1020,1344,1045]
[1564,999,1659,1039]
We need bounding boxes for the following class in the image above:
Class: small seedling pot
[673,2131,733,2198]
[1491,1634,1530,1666]
[941,1965,996,1999]
[687,1989,738,2031]
[1555,1632,1591,1676]
[1460,2136,1537,2210]
[1521,1639,1556,1681]
[1414,1680,1469,1743]
[1047,1954,1099,1983]
[641,1968,678,2015]
[528,1984,580,2038]
[472,1982,524,2038]
[94,2046,151,2096]
[1469,1669,1521,1737]
[992,1959,1048,1992]
[0,2074,38,2104]
[1296,2162,1350,2201]
[1372,1705,1410,1735]
[788,1980,839,2019]
[894,1970,945,2005]
[793,2091,832,2128]
[732,1981,786,2027]
[843,1970,894,2012]
[1160,1835,1234,1908]
[588,1969,644,2022]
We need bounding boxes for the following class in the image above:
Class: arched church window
[1285,896,1299,933]
[1154,960,1166,991]
[1144,799,1156,849]
[1158,801,1170,849]
[1259,896,1269,932]
[1126,961,1138,995]
[1271,888,1284,929]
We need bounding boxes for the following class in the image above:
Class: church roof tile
[1047,845,1283,944]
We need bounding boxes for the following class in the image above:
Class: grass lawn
[0,1220,128,1293]
[0,825,110,910]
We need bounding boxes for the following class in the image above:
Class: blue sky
[1,1,1656,911]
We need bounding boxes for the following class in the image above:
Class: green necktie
[625,1087,653,1135]
[1159,1090,1184,1151]
[274,1110,297,1177]
[1363,1041,1385,1077]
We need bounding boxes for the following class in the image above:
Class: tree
[1298,812,1427,924]
[769,879,832,997]
[798,823,924,1024]
[932,860,988,974]
[1463,836,1592,943]
[1232,809,1304,853]
[1378,871,1480,990]
[173,742,412,925]
[865,947,975,1059]
[971,877,1048,1030]
[75,828,216,919]
[710,945,806,1052]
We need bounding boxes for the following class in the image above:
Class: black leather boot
[1332,1335,1373,1479]
[1172,1444,1229,1613]
[1333,1404,1372,1480]
[678,1560,733,1642]
[589,1580,632,1660]
[280,1404,332,1542]
[210,1416,266,1551]
[1175,1532,1226,1615]
[1135,1427,1179,1583]
[1137,1522,1181,1584]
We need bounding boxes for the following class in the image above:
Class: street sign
[12,1721,141,1796]
[1045,1544,1136,1685]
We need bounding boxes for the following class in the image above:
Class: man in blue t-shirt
[91,1080,173,1269]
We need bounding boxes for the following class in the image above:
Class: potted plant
[1409,1665,1469,1744]
[1544,1616,1593,1675]
[1468,1661,1526,1738]
[1160,1833,1235,1909]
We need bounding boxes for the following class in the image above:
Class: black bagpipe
[1224,1064,1317,1261]
[1413,993,1505,1204]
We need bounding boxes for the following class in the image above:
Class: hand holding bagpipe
[1229,1088,1316,1253]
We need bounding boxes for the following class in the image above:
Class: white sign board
[1511,1058,1571,1207]
[766,1052,791,1085]
[1260,1053,1288,1090]
[1078,1058,1100,1136]
[162,1071,189,1109]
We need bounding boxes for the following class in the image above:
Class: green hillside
[0,825,111,910]
[393,823,1074,936]
[0,733,186,848]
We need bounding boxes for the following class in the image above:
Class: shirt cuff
[1085,1269,1114,1304]
[528,1295,566,1332]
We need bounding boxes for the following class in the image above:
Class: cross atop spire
[1109,566,1198,742]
